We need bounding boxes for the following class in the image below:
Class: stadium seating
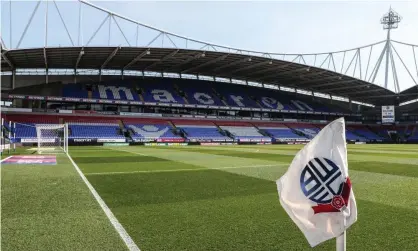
[345,130,367,141]
[219,125,271,142]
[140,82,185,104]
[176,82,224,106]
[92,84,140,101]
[14,123,37,139]
[348,126,384,141]
[69,123,124,139]
[61,80,340,112]
[177,125,231,142]
[63,84,88,98]
[126,123,182,141]
[259,125,307,141]
[408,126,418,141]
[287,124,322,139]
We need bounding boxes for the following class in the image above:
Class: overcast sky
[1,0,417,91]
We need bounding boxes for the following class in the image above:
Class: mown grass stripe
[67,153,140,251]
[85,164,284,175]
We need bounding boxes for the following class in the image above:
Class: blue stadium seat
[177,125,231,141]
[69,123,124,139]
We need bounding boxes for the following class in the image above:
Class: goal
[36,124,69,154]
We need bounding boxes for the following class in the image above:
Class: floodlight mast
[381,7,402,90]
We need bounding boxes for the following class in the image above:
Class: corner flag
[276,117,357,248]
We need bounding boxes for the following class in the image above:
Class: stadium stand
[69,123,124,139]
[347,125,385,141]
[176,125,231,142]
[215,122,271,142]
[256,122,307,142]
[14,123,37,139]
[124,119,183,142]
[345,129,367,141]
[408,126,418,141]
[287,123,321,139]
[61,80,340,113]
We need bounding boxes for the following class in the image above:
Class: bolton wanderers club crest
[300,157,352,214]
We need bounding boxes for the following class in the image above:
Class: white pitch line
[85,164,285,176]
[0,156,13,163]
[66,153,140,251]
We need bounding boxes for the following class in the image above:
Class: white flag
[276,117,357,247]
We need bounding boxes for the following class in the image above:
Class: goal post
[36,124,69,154]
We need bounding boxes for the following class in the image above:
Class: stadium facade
[1,1,418,146]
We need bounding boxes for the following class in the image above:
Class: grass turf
[2,144,418,250]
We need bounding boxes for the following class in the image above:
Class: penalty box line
[0,156,13,163]
[66,153,141,251]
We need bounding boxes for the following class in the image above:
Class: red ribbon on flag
[312,178,352,214]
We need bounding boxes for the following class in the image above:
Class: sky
[1,0,417,92]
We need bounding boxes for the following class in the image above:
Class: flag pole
[336,231,346,251]
[337,209,347,251]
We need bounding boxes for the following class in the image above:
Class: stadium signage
[156,138,185,143]
[98,99,113,104]
[48,97,65,101]
[28,96,45,100]
[20,138,55,143]
[114,100,129,104]
[81,98,98,103]
[382,105,395,123]
[97,138,126,143]
[144,143,188,146]
[97,111,117,115]
[103,143,130,146]
[72,138,95,143]
[8,94,26,99]
[58,110,73,114]
[64,97,80,102]
[200,142,236,146]
[132,138,155,142]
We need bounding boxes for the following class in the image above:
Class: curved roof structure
[1,1,417,105]
[2,46,408,106]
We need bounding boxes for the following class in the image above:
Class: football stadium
[1,1,418,251]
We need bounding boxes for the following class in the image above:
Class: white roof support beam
[123,49,150,70]
[181,54,228,74]
[310,80,357,88]
[246,60,297,77]
[43,47,48,69]
[256,66,309,81]
[165,52,203,72]
[1,52,14,69]
[229,60,272,74]
[343,88,385,95]
[299,75,341,84]
[144,49,179,70]
[101,47,120,69]
[325,83,371,92]
[75,47,85,70]
[211,57,251,73]
[44,47,49,83]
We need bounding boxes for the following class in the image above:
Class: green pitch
[2,144,418,250]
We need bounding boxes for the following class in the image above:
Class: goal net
[36,124,68,154]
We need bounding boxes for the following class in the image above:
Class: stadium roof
[3,46,416,106]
